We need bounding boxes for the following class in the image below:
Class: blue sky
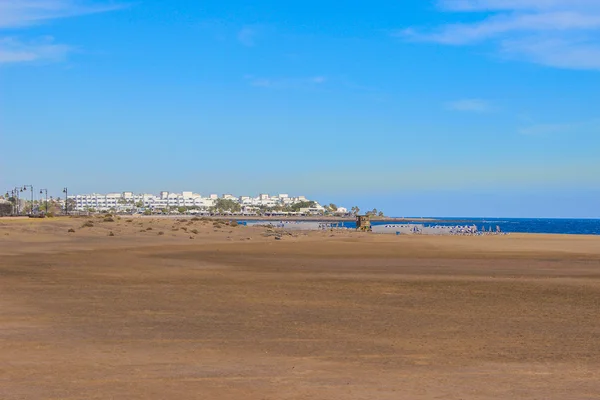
[1,0,599,217]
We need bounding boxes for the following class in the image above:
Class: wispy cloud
[0,36,70,63]
[446,98,492,112]
[518,122,574,135]
[0,0,125,28]
[517,118,600,135]
[401,0,600,70]
[0,0,124,64]
[237,26,258,47]
[245,75,327,89]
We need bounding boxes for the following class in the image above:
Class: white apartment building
[69,191,330,213]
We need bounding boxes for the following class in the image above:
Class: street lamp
[39,189,48,214]
[62,187,69,215]
[22,185,34,215]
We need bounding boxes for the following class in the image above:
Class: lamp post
[22,185,34,215]
[62,187,69,215]
[39,189,48,214]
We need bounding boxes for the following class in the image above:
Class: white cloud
[0,36,70,63]
[309,76,327,84]
[0,1,124,64]
[517,120,600,135]
[245,75,328,89]
[446,99,491,112]
[237,26,258,46]
[0,0,124,28]
[438,0,600,12]
[518,122,574,135]
[402,0,600,70]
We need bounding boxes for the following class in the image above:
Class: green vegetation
[212,198,242,213]
[288,200,316,212]
[364,208,386,218]
[66,198,76,213]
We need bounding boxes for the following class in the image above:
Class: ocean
[244,218,600,235]
[376,218,600,235]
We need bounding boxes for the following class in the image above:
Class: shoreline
[1,216,599,237]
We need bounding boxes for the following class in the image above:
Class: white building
[69,191,333,214]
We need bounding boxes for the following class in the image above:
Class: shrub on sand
[108,231,115,237]
[68,228,75,233]
[81,221,94,228]
[158,231,164,236]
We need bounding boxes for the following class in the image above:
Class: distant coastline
[140,215,440,223]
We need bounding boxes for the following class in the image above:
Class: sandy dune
[1,217,600,399]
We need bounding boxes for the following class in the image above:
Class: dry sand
[1,216,600,399]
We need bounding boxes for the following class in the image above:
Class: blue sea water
[378,218,600,235]
[244,218,600,235]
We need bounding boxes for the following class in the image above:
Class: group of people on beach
[447,225,504,236]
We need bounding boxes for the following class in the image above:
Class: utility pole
[63,187,69,215]
[39,189,48,214]
[22,185,34,215]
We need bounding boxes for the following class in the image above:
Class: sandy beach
[1,216,600,399]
